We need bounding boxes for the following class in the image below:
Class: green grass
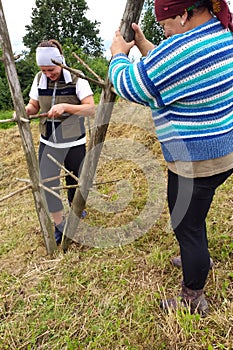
[0,103,233,349]
[0,110,39,130]
[0,110,16,129]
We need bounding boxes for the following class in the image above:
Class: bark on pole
[62,0,145,252]
[0,1,57,255]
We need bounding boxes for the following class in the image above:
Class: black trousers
[38,142,86,213]
[167,168,233,290]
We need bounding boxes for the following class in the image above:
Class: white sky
[1,0,233,59]
[1,0,131,58]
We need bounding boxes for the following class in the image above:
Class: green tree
[0,76,13,110]
[0,48,13,110]
[61,40,109,102]
[141,0,165,45]
[15,52,39,104]
[23,0,104,57]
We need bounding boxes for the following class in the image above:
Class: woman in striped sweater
[109,0,233,316]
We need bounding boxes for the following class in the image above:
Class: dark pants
[167,168,233,290]
[38,142,86,213]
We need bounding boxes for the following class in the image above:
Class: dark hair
[186,0,213,19]
[38,39,63,55]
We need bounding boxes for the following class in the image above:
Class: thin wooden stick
[0,185,31,203]
[46,153,79,182]
[0,112,48,124]
[17,174,68,185]
[53,59,117,94]
[15,177,64,200]
[72,53,105,83]
[0,117,16,123]
[17,176,120,189]
[16,178,31,183]
[42,174,68,183]
[51,184,78,190]
[1,54,21,62]
[51,59,109,89]
[39,183,62,200]
[0,181,62,203]
[29,112,49,119]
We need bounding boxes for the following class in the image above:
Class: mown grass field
[0,102,232,349]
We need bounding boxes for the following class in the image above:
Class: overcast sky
[1,0,233,59]
[1,0,129,58]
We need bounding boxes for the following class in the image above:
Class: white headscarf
[36,47,64,66]
[35,46,72,88]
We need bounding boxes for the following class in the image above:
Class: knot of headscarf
[154,0,233,32]
[211,0,233,31]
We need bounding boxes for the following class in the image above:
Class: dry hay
[0,100,167,267]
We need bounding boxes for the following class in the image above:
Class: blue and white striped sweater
[109,18,233,162]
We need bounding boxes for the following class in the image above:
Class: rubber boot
[54,218,66,245]
[160,282,209,317]
[68,201,87,219]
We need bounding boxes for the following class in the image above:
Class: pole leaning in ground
[0,1,57,255]
[62,0,145,252]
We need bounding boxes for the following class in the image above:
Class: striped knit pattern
[109,18,233,162]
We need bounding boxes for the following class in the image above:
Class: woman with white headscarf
[26,39,95,245]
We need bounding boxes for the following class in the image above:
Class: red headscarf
[155,0,196,21]
[154,0,233,31]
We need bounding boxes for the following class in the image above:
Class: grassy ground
[0,102,232,349]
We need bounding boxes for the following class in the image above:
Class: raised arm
[110,23,155,57]
[131,23,155,56]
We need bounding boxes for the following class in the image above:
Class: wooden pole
[0,1,57,255]
[62,0,145,252]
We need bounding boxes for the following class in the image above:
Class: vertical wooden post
[0,1,57,255]
[62,0,145,251]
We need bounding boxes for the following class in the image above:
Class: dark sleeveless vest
[37,71,85,142]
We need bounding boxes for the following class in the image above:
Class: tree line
[0,0,163,110]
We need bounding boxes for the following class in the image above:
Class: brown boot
[171,256,214,269]
[160,283,209,317]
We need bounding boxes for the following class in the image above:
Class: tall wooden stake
[0,1,57,255]
[62,0,145,251]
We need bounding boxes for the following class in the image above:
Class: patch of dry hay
[0,101,166,268]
